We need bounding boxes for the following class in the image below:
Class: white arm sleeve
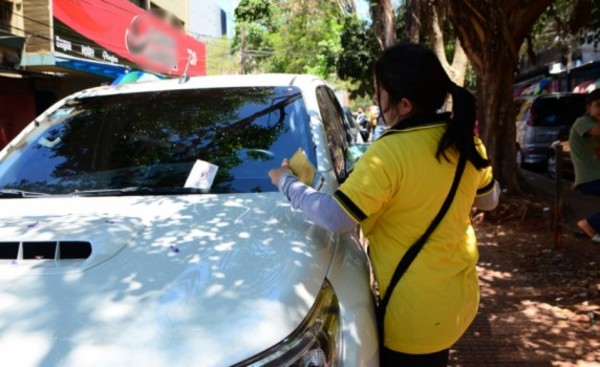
[473,180,501,211]
[278,174,357,233]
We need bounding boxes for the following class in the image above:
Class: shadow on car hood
[0,193,336,367]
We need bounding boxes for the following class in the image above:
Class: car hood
[0,193,336,367]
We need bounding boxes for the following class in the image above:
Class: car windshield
[0,86,315,195]
[533,95,587,127]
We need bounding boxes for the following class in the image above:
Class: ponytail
[374,43,490,170]
[436,82,489,169]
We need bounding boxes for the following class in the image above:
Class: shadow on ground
[450,198,600,367]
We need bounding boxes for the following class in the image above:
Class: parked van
[515,93,587,170]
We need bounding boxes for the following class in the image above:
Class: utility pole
[240,23,247,74]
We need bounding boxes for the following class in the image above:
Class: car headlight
[235,280,340,367]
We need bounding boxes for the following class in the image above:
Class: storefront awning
[111,70,164,85]
[22,53,130,79]
[573,79,600,93]
[0,30,25,50]
[55,54,129,79]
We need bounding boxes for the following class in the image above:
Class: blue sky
[215,0,238,37]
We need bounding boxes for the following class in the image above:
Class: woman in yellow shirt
[269,43,499,366]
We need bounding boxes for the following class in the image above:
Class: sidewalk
[521,170,600,255]
[449,170,600,366]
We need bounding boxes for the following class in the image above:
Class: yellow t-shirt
[333,121,494,354]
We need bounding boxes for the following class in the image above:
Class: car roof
[514,92,586,102]
[534,92,586,99]
[75,73,328,99]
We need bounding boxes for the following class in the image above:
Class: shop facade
[513,29,600,98]
[1,0,206,148]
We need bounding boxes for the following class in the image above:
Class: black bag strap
[376,153,467,344]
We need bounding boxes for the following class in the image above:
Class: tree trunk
[370,0,396,50]
[477,54,527,193]
[405,0,421,43]
[419,1,468,116]
[421,1,467,86]
[450,41,468,86]
[447,0,553,194]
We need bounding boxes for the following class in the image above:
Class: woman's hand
[269,159,293,186]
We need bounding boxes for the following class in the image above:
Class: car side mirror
[339,143,370,184]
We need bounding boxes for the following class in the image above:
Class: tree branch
[450,40,468,86]
[498,7,520,65]
[428,3,450,73]
[406,0,421,43]
[509,0,553,46]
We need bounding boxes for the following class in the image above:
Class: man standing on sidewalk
[570,89,600,243]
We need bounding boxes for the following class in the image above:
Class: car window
[316,86,347,178]
[532,95,587,127]
[0,87,315,194]
[343,107,361,144]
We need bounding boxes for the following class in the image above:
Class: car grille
[0,241,92,260]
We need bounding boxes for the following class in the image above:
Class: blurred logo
[125,12,178,72]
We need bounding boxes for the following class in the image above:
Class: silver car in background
[0,74,378,366]
[515,93,586,170]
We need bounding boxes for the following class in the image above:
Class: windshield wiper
[0,189,50,198]
[68,186,207,197]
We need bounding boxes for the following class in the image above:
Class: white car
[0,74,378,367]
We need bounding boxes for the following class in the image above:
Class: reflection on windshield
[0,87,315,195]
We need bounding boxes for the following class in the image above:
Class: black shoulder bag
[376,153,467,346]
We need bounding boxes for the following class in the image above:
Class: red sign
[53,0,206,76]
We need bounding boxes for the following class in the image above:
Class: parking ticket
[184,159,219,192]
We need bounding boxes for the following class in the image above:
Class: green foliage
[336,15,379,99]
[463,63,478,91]
[394,2,408,42]
[231,0,277,74]
[527,0,600,56]
[231,0,345,78]
[234,0,272,23]
[205,37,242,75]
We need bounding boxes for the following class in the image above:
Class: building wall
[151,0,189,31]
[2,0,24,37]
[189,0,226,39]
[581,30,600,64]
[22,0,52,53]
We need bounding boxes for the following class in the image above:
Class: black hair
[587,89,600,104]
[373,43,490,169]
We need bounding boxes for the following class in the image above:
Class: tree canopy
[232,0,345,77]
[228,0,600,193]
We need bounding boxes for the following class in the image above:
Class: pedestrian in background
[356,107,367,128]
[268,43,500,366]
[372,114,388,141]
[570,89,600,243]
[356,107,371,142]
[367,105,380,142]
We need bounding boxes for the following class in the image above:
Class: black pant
[380,347,449,366]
